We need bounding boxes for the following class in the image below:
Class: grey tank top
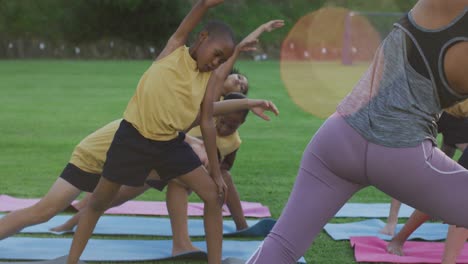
[337,10,468,148]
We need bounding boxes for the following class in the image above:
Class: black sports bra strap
[395,11,468,108]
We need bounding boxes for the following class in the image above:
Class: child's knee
[29,201,64,223]
[200,188,220,207]
[33,206,59,223]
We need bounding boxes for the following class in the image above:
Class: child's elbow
[199,108,214,123]
[199,118,214,131]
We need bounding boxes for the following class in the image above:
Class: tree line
[0,0,416,59]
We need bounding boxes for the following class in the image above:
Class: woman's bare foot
[386,238,405,256]
[379,224,397,236]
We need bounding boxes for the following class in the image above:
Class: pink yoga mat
[351,236,468,263]
[0,195,271,217]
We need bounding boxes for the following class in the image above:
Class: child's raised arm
[157,0,224,60]
[213,38,258,99]
[213,20,284,99]
[243,20,284,43]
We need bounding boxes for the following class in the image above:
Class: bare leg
[50,184,149,232]
[72,193,92,211]
[177,166,223,264]
[222,170,248,230]
[166,181,201,255]
[67,177,121,264]
[113,186,150,205]
[50,193,92,232]
[50,211,81,233]
[108,169,158,206]
[52,172,158,232]
[0,178,81,239]
[380,198,401,236]
[386,210,431,255]
[441,226,468,264]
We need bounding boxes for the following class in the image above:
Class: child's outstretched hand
[202,0,224,8]
[248,99,280,121]
[235,19,285,53]
[236,37,259,53]
[263,20,285,32]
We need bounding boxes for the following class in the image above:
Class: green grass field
[0,60,416,264]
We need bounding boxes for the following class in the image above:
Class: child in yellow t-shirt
[66,1,255,263]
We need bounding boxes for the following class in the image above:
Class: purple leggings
[246,113,468,264]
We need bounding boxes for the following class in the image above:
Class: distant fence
[0,37,272,60]
[0,37,162,59]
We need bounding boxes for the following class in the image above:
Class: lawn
[0,59,405,264]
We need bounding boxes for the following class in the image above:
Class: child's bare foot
[386,238,404,256]
[172,244,203,256]
[50,224,74,233]
[379,224,396,236]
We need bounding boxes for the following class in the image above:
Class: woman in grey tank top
[245,1,468,264]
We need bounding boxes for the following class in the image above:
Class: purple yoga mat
[0,195,271,217]
[351,236,468,263]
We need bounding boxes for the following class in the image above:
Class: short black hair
[201,20,236,44]
[223,92,249,118]
[230,67,240,75]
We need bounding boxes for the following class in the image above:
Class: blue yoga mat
[335,203,415,218]
[15,215,275,237]
[324,219,449,241]
[0,237,307,263]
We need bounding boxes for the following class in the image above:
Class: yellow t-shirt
[187,126,242,161]
[69,119,121,174]
[445,100,468,118]
[124,46,212,141]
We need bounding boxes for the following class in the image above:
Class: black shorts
[59,163,100,192]
[102,120,202,187]
[437,112,468,147]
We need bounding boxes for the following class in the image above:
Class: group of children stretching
[3,1,468,264]
[0,1,282,263]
